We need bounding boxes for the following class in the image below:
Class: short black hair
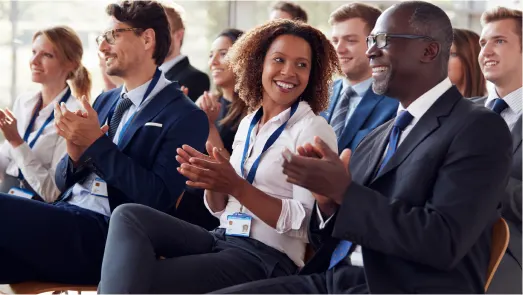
[218,28,244,44]
[396,1,453,70]
[106,0,171,65]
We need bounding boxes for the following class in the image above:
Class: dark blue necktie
[108,93,133,141]
[377,110,414,174]
[328,110,414,270]
[490,98,509,115]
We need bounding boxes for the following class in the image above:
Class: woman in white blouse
[98,19,340,294]
[0,26,88,202]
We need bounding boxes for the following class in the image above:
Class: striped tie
[331,87,355,138]
[108,93,133,141]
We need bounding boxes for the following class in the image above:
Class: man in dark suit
[159,2,210,102]
[0,1,208,285]
[475,6,522,294]
[324,3,397,153]
[214,1,513,293]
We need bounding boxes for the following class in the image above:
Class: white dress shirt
[485,87,522,131]
[318,77,453,267]
[159,54,186,73]
[67,73,172,216]
[336,78,373,125]
[204,101,338,267]
[0,87,79,201]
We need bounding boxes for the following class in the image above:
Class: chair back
[485,218,510,292]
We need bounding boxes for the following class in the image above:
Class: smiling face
[209,36,235,89]
[479,19,522,90]
[98,16,149,78]
[331,17,372,83]
[261,34,312,109]
[30,34,73,85]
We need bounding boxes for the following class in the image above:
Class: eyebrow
[333,34,360,39]
[272,51,311,63]
[482,35,508,41]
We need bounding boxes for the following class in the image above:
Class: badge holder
[225,212,252,237]
[8,187,34,199]
[91,177,108,198]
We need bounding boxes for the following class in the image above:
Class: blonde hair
[157,0,185,32]
[329,3,382,34]
[481,6,522,48]
[33,26,92,99]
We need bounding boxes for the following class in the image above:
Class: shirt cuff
[203,190,226,218]
[10,142,32,170]
[275,198,307,234]
[316,203,335,229]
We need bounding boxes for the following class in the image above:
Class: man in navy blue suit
[0,0,208,285]
[324,3,398,154]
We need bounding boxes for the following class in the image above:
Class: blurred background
[0,0,521,109]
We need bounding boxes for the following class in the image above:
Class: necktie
[328,111,414,270]
[108,93,134,141]
[331,87,355,138]
[377,110,414,174]
[490,98,509,115]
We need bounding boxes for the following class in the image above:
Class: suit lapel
[118,83,179,150]
[337,88,382,153]
[512,117,522,154]
[165,56,189,81]
[372,86,462,182]
[323,80,343,122]
[362,121,392,185]
[97,89,121,126]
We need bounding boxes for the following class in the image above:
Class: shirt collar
[486,87,522,115]
[342,77,373,97]
[159,54,186,72]
[121,79,153,107]
[30,86,70,111]
[398,77,453,120]
[263,101,311,125]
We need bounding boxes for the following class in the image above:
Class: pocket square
[145,122,163,128]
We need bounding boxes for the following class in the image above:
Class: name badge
[225,213,252,237]
[8,187,34,199]
[91,178,108,198]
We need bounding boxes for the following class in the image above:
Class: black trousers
[0,193,109,284]
[212,262,368,294]
[98,203,297,294]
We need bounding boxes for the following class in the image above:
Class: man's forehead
[372,9,411,35]
[105,16,128,30]
[481,20,517,39]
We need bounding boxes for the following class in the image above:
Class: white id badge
[91,178,108,197]
[225,213,252,237]
[8,187,34,199]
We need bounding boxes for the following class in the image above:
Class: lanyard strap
[24,87,71,148]
[106,68,162,147]
[18,87,71,182]
[240,101,299,184]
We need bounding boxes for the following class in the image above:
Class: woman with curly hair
[98,19,340,294]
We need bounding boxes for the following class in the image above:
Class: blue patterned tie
[377,110,414,174]
[331,87,355,138]
[490,98,509,115]
[108,93,133,140]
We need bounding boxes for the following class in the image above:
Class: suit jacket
[322,79,398,154]
[302,86,513,293]
[472,96,522,294]
[164,56,210,102]
[55,82,209,216]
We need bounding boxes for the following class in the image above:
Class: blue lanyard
[107,68,162,147]
[18,87,71,182]
[240,101,299,184]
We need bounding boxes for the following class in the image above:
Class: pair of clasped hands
[53,96,106,163]
[176,136,353,216]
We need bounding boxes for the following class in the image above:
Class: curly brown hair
[227,19,340,114]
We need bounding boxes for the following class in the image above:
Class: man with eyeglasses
[213,1,512,294]
[0,0,208,286]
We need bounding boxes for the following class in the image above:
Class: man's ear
[143,28,156,51]
[421,41,441,63]
[174,28,185,46]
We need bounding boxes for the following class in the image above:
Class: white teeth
[485,61,498,67]
[276,81,295,89]
[106,57,115,63]
[372,66,388,73]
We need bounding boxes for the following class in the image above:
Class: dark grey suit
[473,96,522,294]
[216,86,513,294]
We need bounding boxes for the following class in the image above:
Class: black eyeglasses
[96,28,143,46]
[366,33,436,49]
